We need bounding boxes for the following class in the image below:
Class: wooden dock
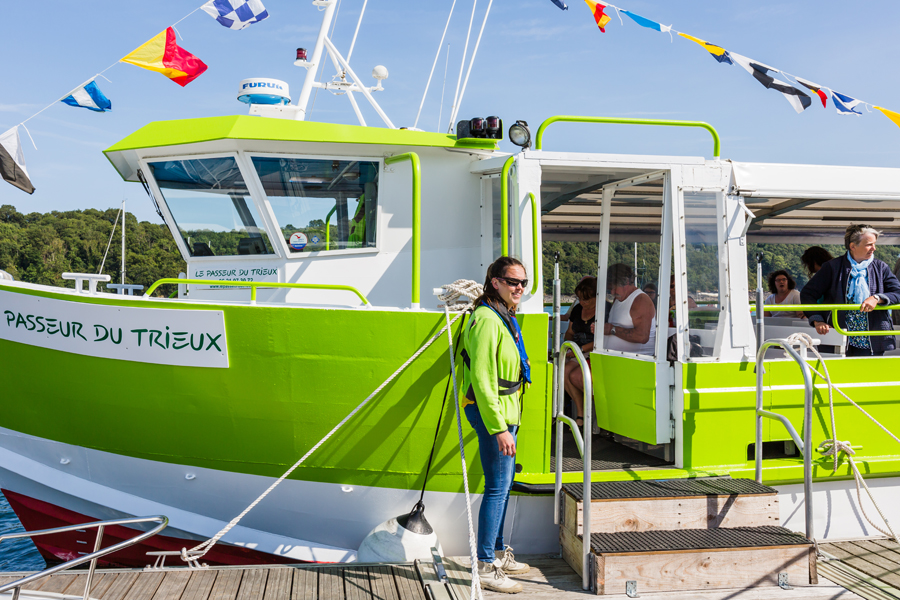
[0,554,866,600]
[819,538,900,600]
[0,562,438,600]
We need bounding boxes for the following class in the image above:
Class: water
[0,492,47,572]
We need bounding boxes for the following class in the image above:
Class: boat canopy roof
[104,116,499,182]
[534,154,900,244]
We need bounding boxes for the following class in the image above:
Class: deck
[819,538,900,600]
[0,554,865,600]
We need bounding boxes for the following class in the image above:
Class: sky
[3,0,900,224]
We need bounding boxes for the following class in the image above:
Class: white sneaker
[495,545,530,575]
[477,559,523,594]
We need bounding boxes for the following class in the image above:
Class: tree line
[0,205,184,296]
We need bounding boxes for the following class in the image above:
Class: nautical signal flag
[833,91,863,116]
[678,33,733,65]
[60,80,111,112]
[550,0,569,10]
[875,106,900,130]
[795,78,828,108]
[622,10,671,33]
[121,28,208,87]
[730,53,812,114]
[584,0,611,32]
[201,0,269,30]
[0,127,35,195]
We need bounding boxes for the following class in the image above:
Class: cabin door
[591,170,676,447]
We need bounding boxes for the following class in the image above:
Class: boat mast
[295,0,339,120]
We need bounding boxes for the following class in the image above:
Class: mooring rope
[180,288,477,563]
[443,302,483,600]
[782,332,897,541]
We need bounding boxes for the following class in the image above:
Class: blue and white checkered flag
[201,0,269,30]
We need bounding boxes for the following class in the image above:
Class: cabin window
[251,157,379,254]
[149,157,276,258]
[683,192,722,358]
[601,178,664,358]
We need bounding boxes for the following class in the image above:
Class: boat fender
[357,501,442,562]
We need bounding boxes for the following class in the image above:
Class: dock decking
[0,553,870,600]
[819,538,900,600]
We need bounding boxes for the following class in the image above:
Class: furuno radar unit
[237,78,291,105]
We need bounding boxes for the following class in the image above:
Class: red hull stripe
[2,489,308,568]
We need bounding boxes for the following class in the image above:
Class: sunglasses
[497,276,529,289]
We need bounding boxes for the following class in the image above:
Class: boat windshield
[251,157,379,253]
[149,157,276,258]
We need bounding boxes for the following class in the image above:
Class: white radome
[372,65,389,81]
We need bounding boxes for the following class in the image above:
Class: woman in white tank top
[603,264,656,355]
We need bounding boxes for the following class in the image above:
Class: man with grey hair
[801,224,900,356]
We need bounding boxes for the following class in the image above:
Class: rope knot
[820,439,855,458]
[784,332,815,348]
[438,279,482,312]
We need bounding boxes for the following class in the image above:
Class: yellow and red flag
[121,28,208,87]
[584,0,611,32]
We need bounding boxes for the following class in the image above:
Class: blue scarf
[847,252,873,304]
[482,301,531,384]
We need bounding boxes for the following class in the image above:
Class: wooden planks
[594,545,811,595]
[822,539,900,590]
[0,563,428,600]
[562,490,779,535]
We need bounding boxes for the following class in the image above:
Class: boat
[2,0,900,577]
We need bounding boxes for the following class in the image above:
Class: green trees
[0,205,185,296]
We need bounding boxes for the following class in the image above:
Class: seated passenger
[563,277,597,429]
[642,282,658,308]
[802,224,900,356]
[604,264,656,354]
[801,246,835,278]
[765,270,804,319]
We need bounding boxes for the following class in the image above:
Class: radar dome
[237,78,291,105]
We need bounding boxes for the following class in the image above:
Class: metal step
[587,525,810,554]
[562,477,776,502]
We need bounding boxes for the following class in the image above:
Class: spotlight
[509,120,531,149]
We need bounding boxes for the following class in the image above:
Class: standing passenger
[461,257,531,593]
[801,247,835,278]
[802,224,900,356]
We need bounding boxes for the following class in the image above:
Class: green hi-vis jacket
[461,304,524,435]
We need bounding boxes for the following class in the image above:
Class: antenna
[290,0,393,127]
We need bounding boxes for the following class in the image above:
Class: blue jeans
[464,403,518,562]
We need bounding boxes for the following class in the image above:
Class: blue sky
[2,0,900,224]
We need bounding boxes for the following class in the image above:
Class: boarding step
[561,477,779,535]
[560,525,817,595]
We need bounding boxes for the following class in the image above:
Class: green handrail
[535,115,722,158]
[144,279,369,305]
[500,155,515,257]
[760,304,900,336]
[527,192,539,296]
[324,204,337,250]
[384,152,422,308]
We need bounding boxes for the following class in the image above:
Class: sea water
[0,492,46,572]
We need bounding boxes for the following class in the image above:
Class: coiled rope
[181,281,482,564]
[783,332,897,541]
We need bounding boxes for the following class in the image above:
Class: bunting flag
[61,80,111,112]
[550,0,569,10]
[833,91,863,116]
[875,106,900,130]
[678,33,732,64]
[730,53,812,114]
[622,10,671,33]
[120,28,208,87]
[795,77,828,108]
[584,0,612,32]
[0,127,35,195]
[201,0,269,30]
